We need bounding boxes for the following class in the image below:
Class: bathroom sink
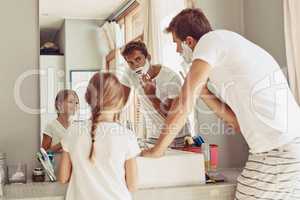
[136,149,205,189]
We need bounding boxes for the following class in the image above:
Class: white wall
[196,0,245,35]
[63,19,104,87]
[244,0,286,67]
[0,0,39,173]
[197,0,286,67]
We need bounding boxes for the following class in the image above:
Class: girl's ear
[57,102,63,114]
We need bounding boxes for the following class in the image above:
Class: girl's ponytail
[89,105,101,162]
[85,73,126,163]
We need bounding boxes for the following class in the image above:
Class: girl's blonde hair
[85,72,126,162]
[55,89,79,116]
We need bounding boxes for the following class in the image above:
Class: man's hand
[139,73,170,118]
[141,74,156,96]
[200,83,210,96]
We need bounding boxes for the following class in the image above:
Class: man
[142,8,300,200]
[120,41,194,146]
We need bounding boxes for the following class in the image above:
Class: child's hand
[50,143,63,153]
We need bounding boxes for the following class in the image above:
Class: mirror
[39,0,138,173]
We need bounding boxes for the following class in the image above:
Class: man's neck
[148,64,162,80]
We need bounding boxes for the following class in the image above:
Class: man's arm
[200,85,240,132]
[124,86,131,104]
[142,79,170,118]
[142,59,211,157]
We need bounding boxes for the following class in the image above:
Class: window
[70,70,98,121]
[104,1,144,136]
[124,5,143,42]
[118,18,126,43]
[116,1,143,43]
[105,1,143,69]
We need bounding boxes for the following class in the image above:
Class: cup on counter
[32,168,45,182]
[202,143,219,172]
[202,143,210,171]
[7,163,27,184]
[209,144,219,171]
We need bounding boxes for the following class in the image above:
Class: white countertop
[0,169,241,200]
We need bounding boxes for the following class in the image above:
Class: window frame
[105,1,143,69]
[105,1,144,136]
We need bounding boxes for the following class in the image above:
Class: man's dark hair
[166,8,212,41]
[122,41,149,58]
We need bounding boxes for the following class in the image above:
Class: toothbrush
[36,148,57,182]
[37,152,56,182]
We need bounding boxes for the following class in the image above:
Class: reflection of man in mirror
[120,41,194,147]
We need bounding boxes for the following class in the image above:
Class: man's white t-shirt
[193,30,300,153]
[62,121,141,200]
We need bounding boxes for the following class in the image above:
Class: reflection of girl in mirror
[41,89,79,153]
[59,73,140,200]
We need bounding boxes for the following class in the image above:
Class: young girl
[42,89,79,153]
[42,90,79,153]
[59,73,140,200]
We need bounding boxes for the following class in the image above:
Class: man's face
[124,50,147,71]
[172,32,184,54]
